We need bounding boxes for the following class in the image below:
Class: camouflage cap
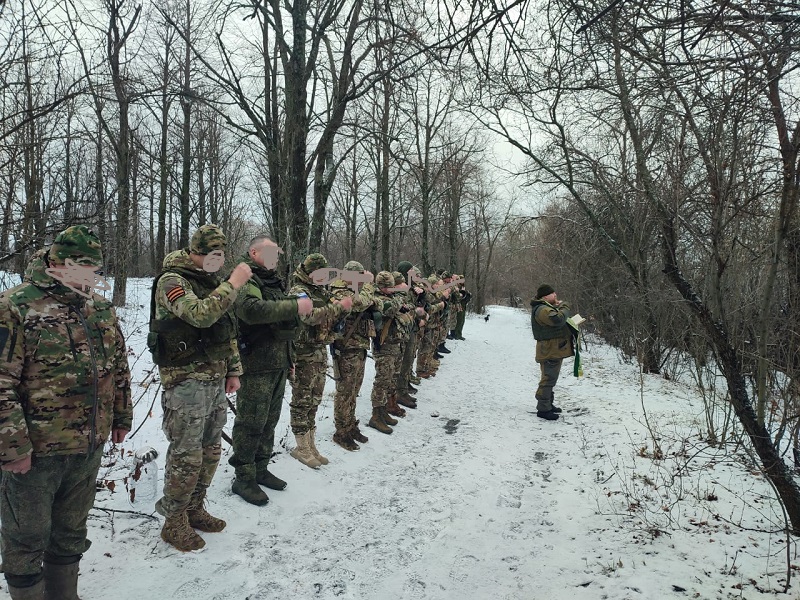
[392,271,405,285]
[303,253,328,273]
[427,274,439,285]
[190,224,227,255]
[376,271,394,288]
[49,225,103,267]
[441,270,452,279]
[344,260,365,272]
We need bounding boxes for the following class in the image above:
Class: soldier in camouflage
[0,226,132,600]
[396,262,425,403]
[149,224,252,551]
[288,254,352,468]
[416,275,446,378]
[367,271,408,434]
[228,236,313,506]
[389,271,420,413]
[329,261,375,451]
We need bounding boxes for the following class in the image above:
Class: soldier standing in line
[390,271,421,411]
[367,271,407,433]
[228,235,313,506]
[395,262,422,401]
[453,279,471,340]
[446,274,462,341]
[416,275,446,378]
[329,261,375,451]
[288,254,352,468]
[149,224,252,551]
[0,226,132,600]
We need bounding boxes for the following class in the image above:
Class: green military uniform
[288,254,348,468]
[396,263,422,397]
[229,253,299,503]
[150,224,241,550]
[330,261,375,450]
[390,271,417,410]
[417,275,445,377]
[369,272,406,428]
[454,285,471,339]
[530,284,575,419]
[0,227,132,599]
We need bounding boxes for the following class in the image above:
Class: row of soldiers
[0,223,470,599]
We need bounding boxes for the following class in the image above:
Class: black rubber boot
[537,410,560,421]
[43,554,81,600]
[232,477,270,506]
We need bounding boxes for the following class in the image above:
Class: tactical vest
[530,301,571,341]
[148,267,237,367]
[296,285,339,346]
[238,273,300,355]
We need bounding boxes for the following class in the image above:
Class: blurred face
[543,291,557,304]
[251,240,282,270]
[46,259,110,298]
[202,250,225,273]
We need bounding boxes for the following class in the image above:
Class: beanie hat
[397,261,413,276]
[536,284,555,299]
[49,225,103,267]
[190,224,227,255]
[302,253,328,273]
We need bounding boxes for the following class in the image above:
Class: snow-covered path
[3,301,792,600]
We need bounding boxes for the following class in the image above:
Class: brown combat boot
[291,433,322,469]
[368,407,392,434]
[187,492,226,533]
[396,391,417,409]
[308,427,329,465]
[380,405,398,425]
[351,420,369,444]
[161,512,205,551]
[386,394,406,418]
[333,428,359,451]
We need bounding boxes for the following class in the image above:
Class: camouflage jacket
[530,298,575,361]
[330,280,375,351]
[372,289,406,345]
[289,267,348,353]
[235,255,299,374]
[154,250,243,388]
[0,251,132,463]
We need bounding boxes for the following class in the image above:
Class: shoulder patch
[166,286,187,303]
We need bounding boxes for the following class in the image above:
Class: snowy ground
[2,280,799,600]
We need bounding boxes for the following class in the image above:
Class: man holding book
[530,284,576,421]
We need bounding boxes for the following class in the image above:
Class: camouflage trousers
[0,448,102,578]
[535,358,563,412]
[371,342,401,407]
[398,331,419,389]
[156,378,226,518]
[333,348,367,431]
[229,370,287,480]
[447,305,459,332]
[290,346,327,435]
[417,325,438,372]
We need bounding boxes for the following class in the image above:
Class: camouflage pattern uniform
[531,290,574,417]
[417,275,445,376]
[229,253,299,495]
[0,226,132,594]
[370,272,406,414]
[150,225,242,546]
[330,261,375,449]
[390,271,417,410]
[288,254,348,467]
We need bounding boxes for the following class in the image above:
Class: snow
[2,281,798,599]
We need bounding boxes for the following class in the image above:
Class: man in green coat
[229,236,313,505]
[530,284,575,421]
[0,226,132,600]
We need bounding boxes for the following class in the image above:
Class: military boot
[7,580,44,600]
[187,491,227,532]
[368,407,393,434]
[43,555,80,600]
[256,470,287,491]
[161,512,205,551]
[396,391,417,409]
[351,420,369,444]
[308,428,329,465]
[437,343,451,354]
[381,404,399,425]
[232,477,270,506]
[407,383,418,394]
[290,433,322,469]
[386,394,406,418]
[333,428,359,451]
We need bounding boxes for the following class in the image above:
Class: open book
[567,314,586,328]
